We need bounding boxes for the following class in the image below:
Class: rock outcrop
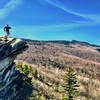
[0,37,30,100]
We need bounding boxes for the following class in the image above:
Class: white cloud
[0,0,23,19]
[11,22,94,35]
[44,0,100,23]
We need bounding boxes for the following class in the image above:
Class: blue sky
[0,0,100,45]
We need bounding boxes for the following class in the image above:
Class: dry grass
[16,40,100,100]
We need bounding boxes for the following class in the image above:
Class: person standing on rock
[4,24,11,39]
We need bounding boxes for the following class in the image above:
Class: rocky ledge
[0,37,30,100]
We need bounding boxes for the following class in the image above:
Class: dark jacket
[4,26,11,32]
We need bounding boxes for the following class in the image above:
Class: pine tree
[32,68,38,79]
[62,67,78,100]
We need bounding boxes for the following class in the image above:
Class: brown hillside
[16,40,100,100]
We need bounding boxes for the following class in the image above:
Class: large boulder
[0,37,31,100]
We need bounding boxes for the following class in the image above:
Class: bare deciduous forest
[16,40,100,100]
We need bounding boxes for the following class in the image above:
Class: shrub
[61,96,68,100]
[38,75,44,82]
[16,62,32,85]
[62,66,78,100]
[23,64,30,75]
[53,85,58,92]
[16,61,23,70]
[24,76,32,84]
[32,68,38,79]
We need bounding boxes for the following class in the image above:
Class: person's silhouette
[4,24,11,39]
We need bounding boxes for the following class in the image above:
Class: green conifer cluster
[62,67,78,100]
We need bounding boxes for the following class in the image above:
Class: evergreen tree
[32,68,38,79]
[62,67,78,100]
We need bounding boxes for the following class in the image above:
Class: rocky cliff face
[0,37,30,100]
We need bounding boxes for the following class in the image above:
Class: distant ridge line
[21,38,100,47]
